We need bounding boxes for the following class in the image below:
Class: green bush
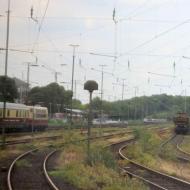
[50,163,148,190]
[88,145,116,169]
[49,144,148,190]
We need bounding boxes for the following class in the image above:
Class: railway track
[7,148,53,190]
[1,130,131,147]
[160,134,190,162]
[5,126,173,190]
[117,140,190,190]
[6,131,132,190]
[176,136,190,162]
[0,135,63,146]
[42,136,135,190]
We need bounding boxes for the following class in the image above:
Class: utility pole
[70,44,79,123]
[23,62,38,103]
[91,65,113,132]
[100,64,107,131]
[2,0,11,148]
[113,78,127,123]
[74,80,77,99]
[184,89,187,112]
[42,65,61,83]
[112,7,118,71]
[121,79,126,101]
[121,79,126,123]
[49,102,52,118]
[55,72,58,83]
[134,86,138,120]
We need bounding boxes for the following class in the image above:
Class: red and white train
[0,102,48,132]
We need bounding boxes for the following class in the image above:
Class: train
[173,112,189,134]
[0,102,48,132]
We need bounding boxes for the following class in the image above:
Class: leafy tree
[72,99,83,109]
[86,94,190,121]
[28,83,73,113]
[0,76,18,102]
[91,97,102,111]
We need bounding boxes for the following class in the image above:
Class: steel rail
[0,135,62,146]
[7,127,170,190]
[119,167,167,190]
[106,139,168,189]
[7,131,131,190]
[176,136,190,161]
[1,131,132,147]
[7,149,38,190]
[43,150,59,190]
[177,143,190,156]
[42,135,134,190]
[119,144,190,190]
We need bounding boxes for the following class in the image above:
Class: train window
[0,110,2,117]
[16,110,18,117]
[7,110,10,117]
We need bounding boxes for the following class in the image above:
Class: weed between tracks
[122,127,190,181]
[180,135,190,152]
[124,128,164,167]
[49,142,148,190]
[16,159,32,167]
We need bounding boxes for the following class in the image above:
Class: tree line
[0,76,188,120]
[91,94,188,120]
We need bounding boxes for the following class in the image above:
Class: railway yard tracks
[41,138,190,190]
[160,134,190,162]
[0,135,63,146]
[118,142,190,190]
[3,127,188,190]
[112,133,190,190]
[4,131,130,190]
[7,148,53,190]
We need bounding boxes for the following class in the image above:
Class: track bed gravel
[11,149,52,190]
[47,150,78,190]
[0,155,17,190]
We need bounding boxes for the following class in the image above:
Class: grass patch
[50,163,147,190]
[124,127,170,168]
[159,144,177,161]
[16,159,32,167]
[49,143,148,190]
[180,136,190,153]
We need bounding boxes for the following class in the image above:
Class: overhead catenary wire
[31,0,50,52]
[121,18,190,56]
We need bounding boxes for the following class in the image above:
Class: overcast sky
[1,0,190,103]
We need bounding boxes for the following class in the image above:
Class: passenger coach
[0,102,48,132]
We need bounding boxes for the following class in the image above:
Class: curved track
[0,135,62,146]
[43,129,175,190]
[117,141,190,190]
[6,127,175,190]
[43,150,59,190]
[176,136,190,162]
[7,131,131,190]
[7,148,54,190]
[160,134,190,162]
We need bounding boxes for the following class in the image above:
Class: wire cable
[31,0,50,52]
[121,18,190,56]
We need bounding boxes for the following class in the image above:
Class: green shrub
[49,144,148,190]
[88,145,116,169]
[16,159,32,167]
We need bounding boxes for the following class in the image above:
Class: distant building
[13,77,28,103]
[143,118,167,124]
